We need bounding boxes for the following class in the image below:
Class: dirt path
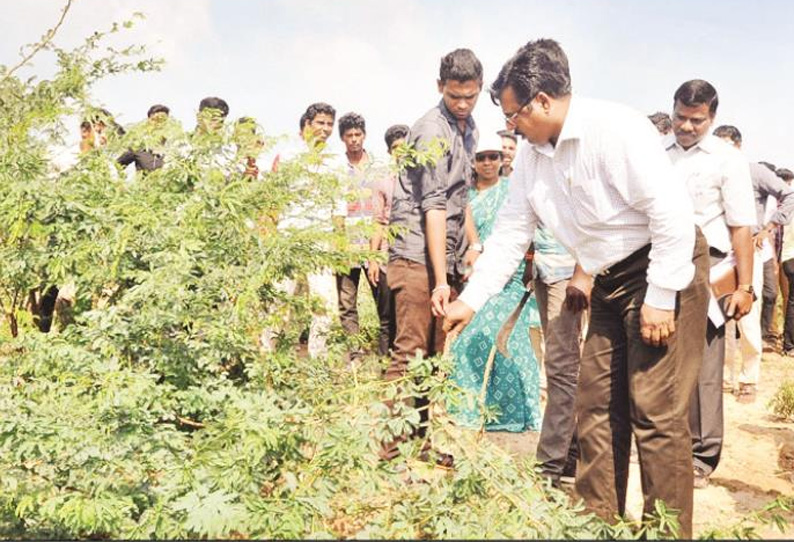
[484,350,794,538]
[666,349,794,538]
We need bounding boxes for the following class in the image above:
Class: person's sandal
[735,383,757,404]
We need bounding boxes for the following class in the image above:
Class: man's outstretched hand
[443,300,475,336]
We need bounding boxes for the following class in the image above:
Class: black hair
[490,38,571,106]
[85,108,111,124]
[673,79,719,116]
[303,102,336,124]
[338,112,366,138]
[759,161,777,173]
[439,48,483,85]
[235,116,259,133]
[384,124,409,150]
[85,108,125,135]
[498,129,518,142]
[648,112,672,134]
[299,112,310,131]
[777,168,794,181]
[713,125,742,146]
[198,96,229,117]
[147,104,170,118]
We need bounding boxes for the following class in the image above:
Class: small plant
[769,381,794,421]
[698,496,794,539]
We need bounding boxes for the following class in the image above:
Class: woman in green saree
[451,134,541,432]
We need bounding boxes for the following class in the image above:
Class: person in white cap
[448,131,543,433]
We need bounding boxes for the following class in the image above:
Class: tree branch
[2,0,74,83]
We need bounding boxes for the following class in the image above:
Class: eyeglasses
[475,152,502,162]
[503,97,533,125]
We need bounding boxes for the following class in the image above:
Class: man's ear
[437,79,444,94]
[535,92,553,114]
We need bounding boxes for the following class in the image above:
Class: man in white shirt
[665,80,755,490]
[259,102,340,360]
[443,39,709,539]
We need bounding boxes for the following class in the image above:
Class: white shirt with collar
[274,137,342,232]
[665,134,755,254]
[459,95,697,313]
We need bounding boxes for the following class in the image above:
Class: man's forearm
[426,209,448,285]
[464,205,479,245]
[730,225,754,285]
[370,223,384,252]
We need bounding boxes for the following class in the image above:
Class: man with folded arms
[444,39,709,538]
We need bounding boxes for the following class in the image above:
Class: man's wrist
[467,242,484,253]
[643,283,677,311]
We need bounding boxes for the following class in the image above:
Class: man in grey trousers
[532,225,584,486]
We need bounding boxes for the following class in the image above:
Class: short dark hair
[147,104,170,118]
[439,48,483,85]
[384,124,409,150]
[777,168,794,181]
[338,112,366,138]
[490,39,571,107]
[713,125,742,146]
[198,96,229,118]
[85,107,112,124]
[648,112,672,134]
[303,102,336,125]
[235,116,258,132]
[759,161,777,173]
[299,111,310,131]
[498,129,518,142]
[85,108,125,136]
[673,79,719,116]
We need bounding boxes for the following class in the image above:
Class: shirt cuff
[643,283,677,311]
[457,288,486,313]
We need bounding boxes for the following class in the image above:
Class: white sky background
[2,0,793,166]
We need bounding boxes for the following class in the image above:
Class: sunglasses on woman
[475,152,502,162]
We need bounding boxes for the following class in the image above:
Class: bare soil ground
[483,349,794,538]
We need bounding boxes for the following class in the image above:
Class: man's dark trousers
[575,229,710,540]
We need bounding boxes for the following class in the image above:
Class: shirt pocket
[685,171,716,215]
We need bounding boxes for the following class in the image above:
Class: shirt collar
[665,133,719,154]
[439,99,476,134]
[530,94,581,158]
[346,149,370,171]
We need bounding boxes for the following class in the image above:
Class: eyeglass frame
[503,95,534,125]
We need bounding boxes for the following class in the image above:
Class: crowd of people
[71,38,794,538]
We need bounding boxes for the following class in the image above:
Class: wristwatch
[738,284,754,296]
[467,242,484,253]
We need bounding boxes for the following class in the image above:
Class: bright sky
[2,0,793,166]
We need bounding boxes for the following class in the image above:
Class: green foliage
[0,8,711,541]
[769,381,794,421]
